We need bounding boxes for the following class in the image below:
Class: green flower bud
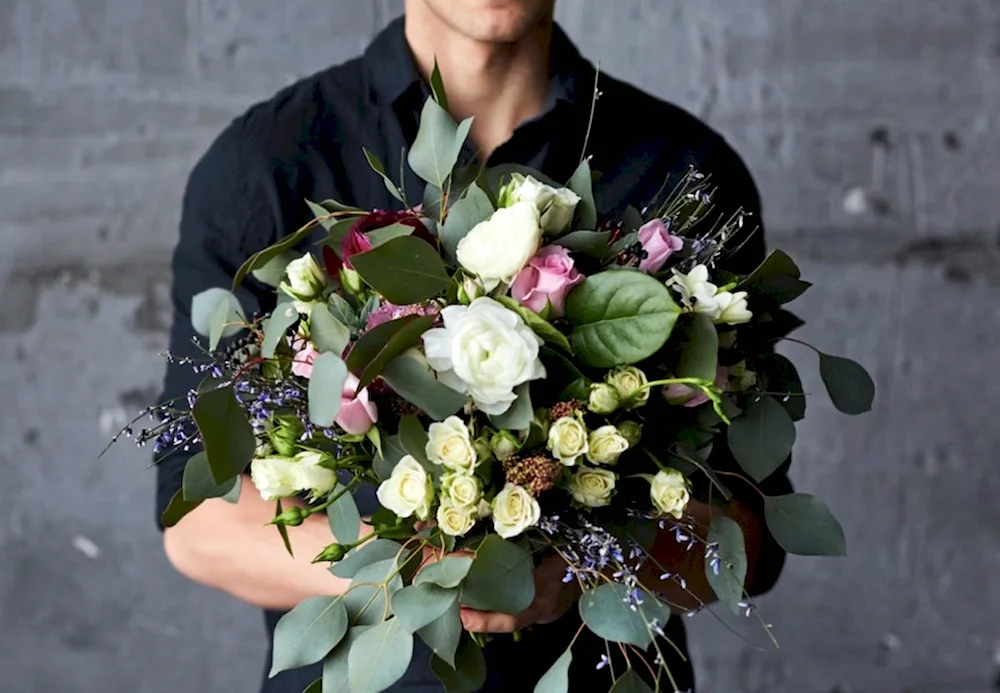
[340,267,363,295]
[268,415,304,457]
[473,435,494,464]
[312,543,349,563]
[490,430,520,461]
[616,420,643,448]
[271,505,308,527]
[587,382,621,414]
[457,276,486,305]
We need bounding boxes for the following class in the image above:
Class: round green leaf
[578,583,671,649]
[262,303,300,358]
[565,271,681,368]
[609,669,654,693]
[350,236,451,305]
[407,98,471,188]
[418,600,462,668]
[757,353,806,421]
[380,354,467,420]
[327,484,361,545]
[347,618,414,693]
[726,395,796,482]
[345,314,436,392]
[705,516,747,616]
[413,555,473,589]
[534,649,572,693]
[343,558,403,626]
[764,493,847,556]
[441,183,494,262]
[161,489,201,528]
[818,351,875,415]
[310,304,351,356]
[675,314,719,381]
[308,353,349,427]
[391,583,459,633]
[321,626,370,693]
[269,596,348,677]
[182,451,239,501]
[431,638,487,693]
[191,288,243,348]
[461,535,535,614]
[330,539,404,579]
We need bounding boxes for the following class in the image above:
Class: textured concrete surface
[2,1,998,692]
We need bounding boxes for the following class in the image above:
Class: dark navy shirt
[156,16,790,693]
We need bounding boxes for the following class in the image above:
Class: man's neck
[404,8,553,159]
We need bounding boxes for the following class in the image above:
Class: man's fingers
[459,607,519,633]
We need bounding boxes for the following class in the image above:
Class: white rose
[605,366,649,409]
[279,252,327,314]
[422,298,546,416]
[456,201,543,285]
[650,468,691,519]
[425,416,478,472]
[569,467,617,508]
[491,483,541,539]
[546,415,589,466]
[713,290,753,325]
[437,499,477,537]
[250,455,300,501]
[666,265,721,318]
[505,174,581,234]
[291,450,337,500]
[440,471,483,510]
[376,455,434,520]
[587,383,621,414]
[586,425,630,465]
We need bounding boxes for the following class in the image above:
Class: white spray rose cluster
[279,252,328,315]
[250,450,337,501]
[666,265,752,325]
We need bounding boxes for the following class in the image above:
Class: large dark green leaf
[330,539,404,579]
[262,303,300,358]
[347,618,414,693]
[366,222,416,248]
[675,315,719,381]
[567,160,597,230]
[487,382,533,431]
[182,451,239,502]
[191,288,244,348]
[407,97,472,188]
[764,493,847,556]
[565,271,681,368]
[307,353,349,427]
[757,353,806,420]
[192,384,255,484]
[391,583,459,633]
[380,354,467,420]
[397,414,433,470]
[609,669,654,693]
[431,638,487,693]
[726,395,795,482]
[269,596,349,677]
[327,483,361,544]
[345,314,436,391]
[235,213,335,290]
[441,183,493,262]
[705,516,747,615]
[818,352,875,415]
[321,626,369,693]
[534,649,573,693]
[496,296,572,353]
[461,536,535,614]
[578,583,671,648]
[552,230,614,258]
[418,600,462,668]
[741,249,811,305]
[350,236,451,305]
[161,490,201,528]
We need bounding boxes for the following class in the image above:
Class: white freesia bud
[422,298,546,415]
[587,383,621,414]
[440,471,483,510]
[456,201,543,285]
[666,265,721,319]
[713,290,753,325]
[279,252,328,314]
[569,467,617,508]
[250,455,300,501]
[425,416,478,472]
[505,174,581,234]
[546,415,589,466]
[605,366,649,409]
[491,483,541,539]
[376,455,434,520]
[436,499,477,537]
[586,425,630,465]
[649,468,691,519]
[292,450,337,501]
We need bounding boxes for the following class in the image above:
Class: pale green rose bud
[569,466,617,508]
[490,430,520,461]
[616,421,643,448]
[585,425,630,466]
[440,472,483,511]
[267,415,304,457]
[546,415,589,466]
[457,276,486,305]
[649,468,691,519]
[339,267,363,295]
[587,382,621,414]
[605,366,650,409]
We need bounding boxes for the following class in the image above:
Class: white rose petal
[586,425,630,465]
[250,456,300,501]
[437,499,477,537]
[426,416,478,472]
[506,174,581,234]
[666,264,722,319]
[291,450,337,500]
[713,290,753,325]
[569,467,617,508]
[546,415,589,466]
[376,455,434,520]
[422,298,546,416]
[456,201,543,284]
[650,468,691,519]
[441,471,483,510]
[491,483,541,539]
[279,253,327,313]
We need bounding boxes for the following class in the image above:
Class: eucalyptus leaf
[741,249,811,304]
[327,484,361,544]
[818,352,875,415]
[351,236,451,305]
[398,414,433,470]
[303,679,321,693]
[321,626,370,693]
[413,555,473,589]
[488,382,533,431]
[609,669,654,693]
[262,303,300,358]
[235,212,338,289]
[330,539,404,579]
[461,535,535,614]
[366,222,415,248]
[343,558,404,626]
[567,159,597,230]
[764,493,847,556]
[565,271,681,368]
[251,250,298,288]
[578,583,671,648]
[362,147,405,203]
[705,516,748,615]
[418,600,462,668]
[380,355,467,420]
[430,58,449,110]
[327,293,358,330]
[191,288,244,346]
[182,451,239,502]
[391,583,459,633]
[373,434,407,482]
[431,638,487,693]
[676,315,719,381]
[269,596,348,677]
[534,649,572,693]
[345,314,436,391]
[310,304,351,355]
[496,296,572,353]
[440,183,494,262]
[726,395,796,482]
[221,475,242,503]
[308,353,349,427]
[161,489,200,528]
[347,618,414,693]
[552,230,613,258]
[757,353,806,420]
[408,98,471,188]
[192,384,255,484]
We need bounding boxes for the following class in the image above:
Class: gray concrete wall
[2,1,998,691]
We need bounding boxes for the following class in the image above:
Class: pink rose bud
[637,219,683,274]
[510,245,585,318]
[337,374,378,435]
[664,365,728,408]
[339,228,373,270]
[291,341,320,379]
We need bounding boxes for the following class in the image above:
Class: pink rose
[637,219,683,274]
[337,374,378,435]
[665,366,728,408]
[510,245,585,318]
[291,341,320,379]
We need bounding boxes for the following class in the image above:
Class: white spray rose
[292,450,338,500]
[436,499,477,537]
[376,455,434,520]
[456,201,543,285]
[440,472,483,510]
[546,415,589,466]
[587,382,621,414]
[649,468,691,519]
[279,252,328,314]
[586,425,630,465]
[422,298,546,415]
[491,483,541,539]
[250,455,300,501]
[569,466,617,508]
[504,174,581,234]
[713,290,753,325]
[605,366,649,409]
[425,416,477,472]
[666,265,721,318]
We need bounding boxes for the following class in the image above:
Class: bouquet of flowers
[113,73,874,692]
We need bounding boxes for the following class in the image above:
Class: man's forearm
[163,481,371,611]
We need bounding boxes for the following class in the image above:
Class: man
[157,1,792,690]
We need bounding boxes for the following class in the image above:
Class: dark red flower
[322,245,343,279]
[340,228,374,270]
[351,209,436,246]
